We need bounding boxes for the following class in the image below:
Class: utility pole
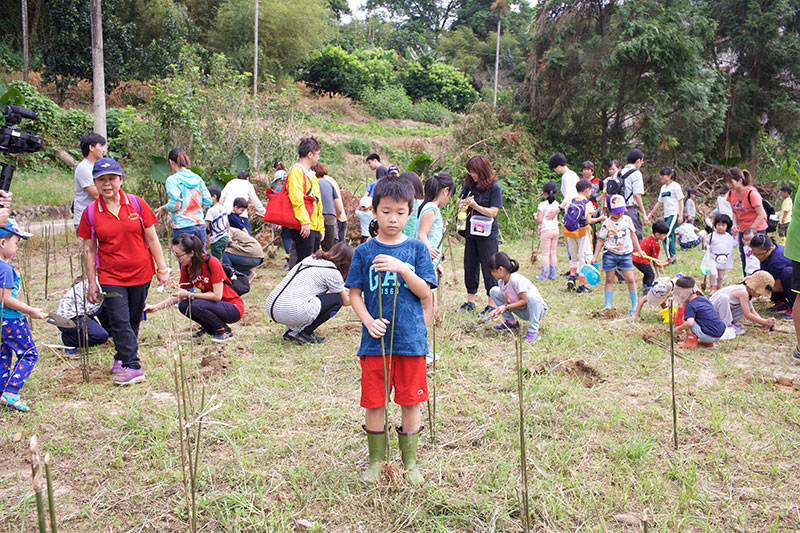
[21,0,29,83]
[90,0,107,138]
[253,0,258,97]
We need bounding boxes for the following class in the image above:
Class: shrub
[360,86,413,120]
[53,108,93,146]
[408,99,452,126]
[8,81,60,136]
[343,138,372,155]
[402,62,479,112]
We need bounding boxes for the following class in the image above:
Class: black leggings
[289,229,321,263]
[634,261,655,288]
[464,237,498,296]
[303,293,343,335]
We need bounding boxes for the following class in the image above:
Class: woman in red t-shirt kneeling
[145,234,244,342]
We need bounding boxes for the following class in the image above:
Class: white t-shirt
[560,169,580,204]
[536,201,560,232]
[675,223,699,243]
[205,203,228,244]
[220,179,266,216]
[598,215,636,255]
[658,182,684,218]
[73,158,95,226]
[497,272,547,309]
[707,231,736,270]
[715,196,733,218]
[743,246,760,276]
[620,164,644,207]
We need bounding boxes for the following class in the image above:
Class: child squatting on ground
[484,252,548,343]
[345,177,437,487]
[0,220,45,412]
[673,276,727,348]
[592,194,643,314]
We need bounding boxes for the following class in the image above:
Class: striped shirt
[265,257,344,329]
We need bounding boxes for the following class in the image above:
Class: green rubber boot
[397,425,424,487]
[361,426,386,483]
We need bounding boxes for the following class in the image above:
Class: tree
[704,0,800,158]
[365,0,459,38]
[208,0,332,77]
[527,0,727,164]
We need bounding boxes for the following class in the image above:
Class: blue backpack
[563,198,588,232]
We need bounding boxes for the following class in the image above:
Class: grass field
[10,165,74,209]
[1,229,799,532]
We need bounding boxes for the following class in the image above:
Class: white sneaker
[426,352,440,364]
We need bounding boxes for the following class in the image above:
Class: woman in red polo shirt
[725,167,767,275]
[144,234,243,342]
[78,157,170,386]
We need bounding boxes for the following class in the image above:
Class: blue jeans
[222,252,263,277]
[489,286,547,335]
[173,224,207,252]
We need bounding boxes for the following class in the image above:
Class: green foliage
[754,135,800,186]
[402,61,479,112]
[343,138,372,155]
[208,0,333,77]
[707,0,800,158]
[53,108,93,147]
[408,99,452,126]
[360,86,414,120]
[408,154,433,177]
[528,0,727,164]
[319,139,345,166]
[8,81,60,135]
[150,156,171,184]
[299,45,370,99]
[0,42,43,73]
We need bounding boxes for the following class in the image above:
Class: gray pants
[489,286,547,335]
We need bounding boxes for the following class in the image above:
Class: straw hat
[743,271,774,298]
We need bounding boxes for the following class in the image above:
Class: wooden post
[90,0,107,138]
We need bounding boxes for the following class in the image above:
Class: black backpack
[605,168,638,201]
[745,189,777,233]
[183,257,250,296]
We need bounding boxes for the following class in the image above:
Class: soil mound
[531,358,602,388]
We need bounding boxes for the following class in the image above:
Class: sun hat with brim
[92,157,124,179]
[646,277,673,307]
[0,218,32,239]
[607,194,627,214]
[743,271,774,298]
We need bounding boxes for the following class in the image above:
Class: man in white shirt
[220,171,266,216]
[73,133,106,230]
[620,148,647,241]
[549,152,579,207]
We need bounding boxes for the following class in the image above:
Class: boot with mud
[397,425,424,487]
[361,425,386,483]
[678,332,698,349]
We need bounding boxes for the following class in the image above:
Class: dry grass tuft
[377,461,406,493]
[530,358,602,388]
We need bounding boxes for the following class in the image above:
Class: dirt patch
[592,308,626,319]
[530,358,602,388]
[639,327,667,342]
[60,365,109,387]
[377,461,407,493]
[745,376,800,395]
[198,352,232,378]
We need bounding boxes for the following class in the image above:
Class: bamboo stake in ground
[78,251,90,376]
[43,225,50,300]
[669,300,678,449]
[515,310,530,532]
[44,453,57,533]
[29,436,47,533]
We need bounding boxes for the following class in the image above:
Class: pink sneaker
[110,360,123,375]
[113,367,146,386]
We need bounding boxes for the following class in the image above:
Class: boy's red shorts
[360,355,428,408]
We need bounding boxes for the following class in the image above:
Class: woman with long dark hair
[157,148,212,249]
[266,242,353,344]
[456,155,503,316]
[144,234,244,342]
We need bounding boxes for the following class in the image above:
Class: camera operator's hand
[0,191,12,227]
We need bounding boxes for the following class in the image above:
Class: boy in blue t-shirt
[0,219,45,412]
[673,276,726,348]
[346,177,437,486]
[227,197,251,234]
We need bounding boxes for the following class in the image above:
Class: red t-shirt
[77,191,158,286]
[179,255,244,317]
[727,186,768,231]
[633,234,660,265]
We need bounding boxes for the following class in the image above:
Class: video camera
[0,104,45,191]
